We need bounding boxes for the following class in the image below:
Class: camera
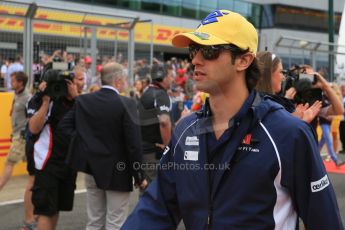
[293,79,322,105]
[42,69,75,100]
[299,73,318,85]
[282,65,322,105]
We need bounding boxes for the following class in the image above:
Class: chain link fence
[0,1,142,91]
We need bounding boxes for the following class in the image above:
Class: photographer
[292,65,344,166]
[301,65,344,119]
[256,52,322,123]
[27,67,84,230]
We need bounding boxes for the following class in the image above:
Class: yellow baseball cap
[172,10,258,54]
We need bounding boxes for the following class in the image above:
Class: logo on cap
[192,32,209,40]
[201,10,229,25]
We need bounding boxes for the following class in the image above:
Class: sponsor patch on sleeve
[159,105,170,112]
[311,175,329,193]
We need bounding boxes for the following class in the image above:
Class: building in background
[0,0,344,73]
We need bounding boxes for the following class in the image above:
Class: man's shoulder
[77,92,94,100]
[78,89,108,101]
[155,87,168,96]
[20,90,31,100]
[255,95,309,131]
[119,94,136,105]
[145,86,167,95]
[142,87,168,103]
[0,64,6,70]
[15,92,30,106]
[174,112,198,134]
[261,100,311,133]
[9,63,23,70]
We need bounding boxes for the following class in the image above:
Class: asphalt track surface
[0,172,344,229]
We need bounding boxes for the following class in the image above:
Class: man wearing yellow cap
[122,10,343,229]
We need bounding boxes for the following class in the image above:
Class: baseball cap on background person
[96,64,103,72]
[177,68,186,75]
[171,10,258,54]
[151,63,168,82]
[84,56,92,64]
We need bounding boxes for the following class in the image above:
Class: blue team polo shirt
[206,90,255,174]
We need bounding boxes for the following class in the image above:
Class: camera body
[43,69,75,100]
[299,73,317,85]
[282,66,322,105]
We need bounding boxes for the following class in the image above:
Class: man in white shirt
[6,55,23,90]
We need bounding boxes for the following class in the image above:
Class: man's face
[304,67,314,74]
[116,75,128,93]
[78,59,85,68]
[85,62,91,69]
[10,75,22,91]
[134,80,143,92]
[161,70,174,90]
[67,54,74,62]
[191,45,236,94]
[73,71,85,93]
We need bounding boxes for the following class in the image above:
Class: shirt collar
[102,85,119,95]
[15,88,25,95]
[198,90,255,130]
[143,85,149,93]
[233,90,255,123]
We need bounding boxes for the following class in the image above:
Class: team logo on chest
[242,134,252,145]
[185,136,199,146]
[238,133,260,152]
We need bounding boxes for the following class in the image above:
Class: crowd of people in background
[1,50,345,171]
[1,33,345,229]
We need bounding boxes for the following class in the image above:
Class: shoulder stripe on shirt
[260,122,281,168]
[259,122,297,229]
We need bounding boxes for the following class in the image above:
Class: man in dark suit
[58,62,147,230]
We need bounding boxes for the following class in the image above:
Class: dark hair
[228,44,260,90]
[11,71,28,87]
[151,63,168,83]
[299,64,313,74]
[256,51,282,94]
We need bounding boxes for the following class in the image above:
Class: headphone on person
[151,63,168,82]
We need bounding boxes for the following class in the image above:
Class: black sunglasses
[188,44,234,60]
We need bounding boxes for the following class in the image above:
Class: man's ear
[236,53,255,72]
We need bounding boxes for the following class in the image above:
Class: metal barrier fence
[0,0,155,90]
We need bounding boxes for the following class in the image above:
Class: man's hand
[38,81,51,103]
[140,179,148,191]
[312,72,329,90]
[135,179,148,192]
[38,81,47,91]
[285,87,296,100]
[155,143,165,150]
[66,79,78,99]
